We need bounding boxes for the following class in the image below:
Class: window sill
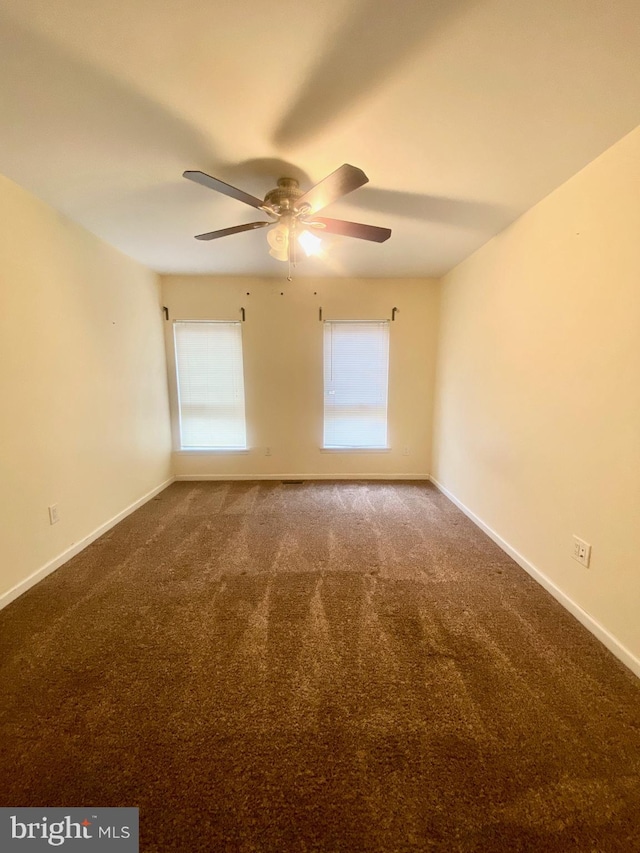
[175,448,250,454]
[320,447,391,453]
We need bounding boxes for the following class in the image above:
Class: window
[173,321,247,450]
[323,320,390,449]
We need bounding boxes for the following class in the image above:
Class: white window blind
[173,321,247,450]
[323,320,390,449]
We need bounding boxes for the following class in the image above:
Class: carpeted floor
[1,481,639,852]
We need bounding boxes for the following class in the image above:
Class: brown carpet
[1,481,640,852]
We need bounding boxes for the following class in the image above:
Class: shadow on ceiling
[210,159,313,198]
[0,11,213,205]
[273,0,482,148]
[349,187,516,231]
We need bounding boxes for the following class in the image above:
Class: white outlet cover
[572,535,591,567]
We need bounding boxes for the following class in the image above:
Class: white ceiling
[1,0,640,278]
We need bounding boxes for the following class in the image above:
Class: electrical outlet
[265,446,272,457]
[402,446,410,456]
[572,535,591,567]
[48,504,60,525]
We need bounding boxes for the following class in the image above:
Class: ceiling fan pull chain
[288,223,298,281]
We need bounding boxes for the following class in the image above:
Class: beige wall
[432,126,640,667]
[162,276,439,479]
[0,175,172,602]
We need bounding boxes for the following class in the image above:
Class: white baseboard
[0,477,175,611]
[175,474,430,481]
[429,476,640,680]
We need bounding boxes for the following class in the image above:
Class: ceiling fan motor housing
[263,177,305,214]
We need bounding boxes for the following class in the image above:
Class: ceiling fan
[183,164,391,263]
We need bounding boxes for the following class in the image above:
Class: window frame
[173,319,248,452]
[322,319,391,451]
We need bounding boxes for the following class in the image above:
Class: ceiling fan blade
[296,164,368,215]
[194,222,270,241]
[183,171,265,210]
[311,217,391,243]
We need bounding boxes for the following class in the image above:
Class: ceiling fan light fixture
[267,220,289,261]
[298,229,323,257]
